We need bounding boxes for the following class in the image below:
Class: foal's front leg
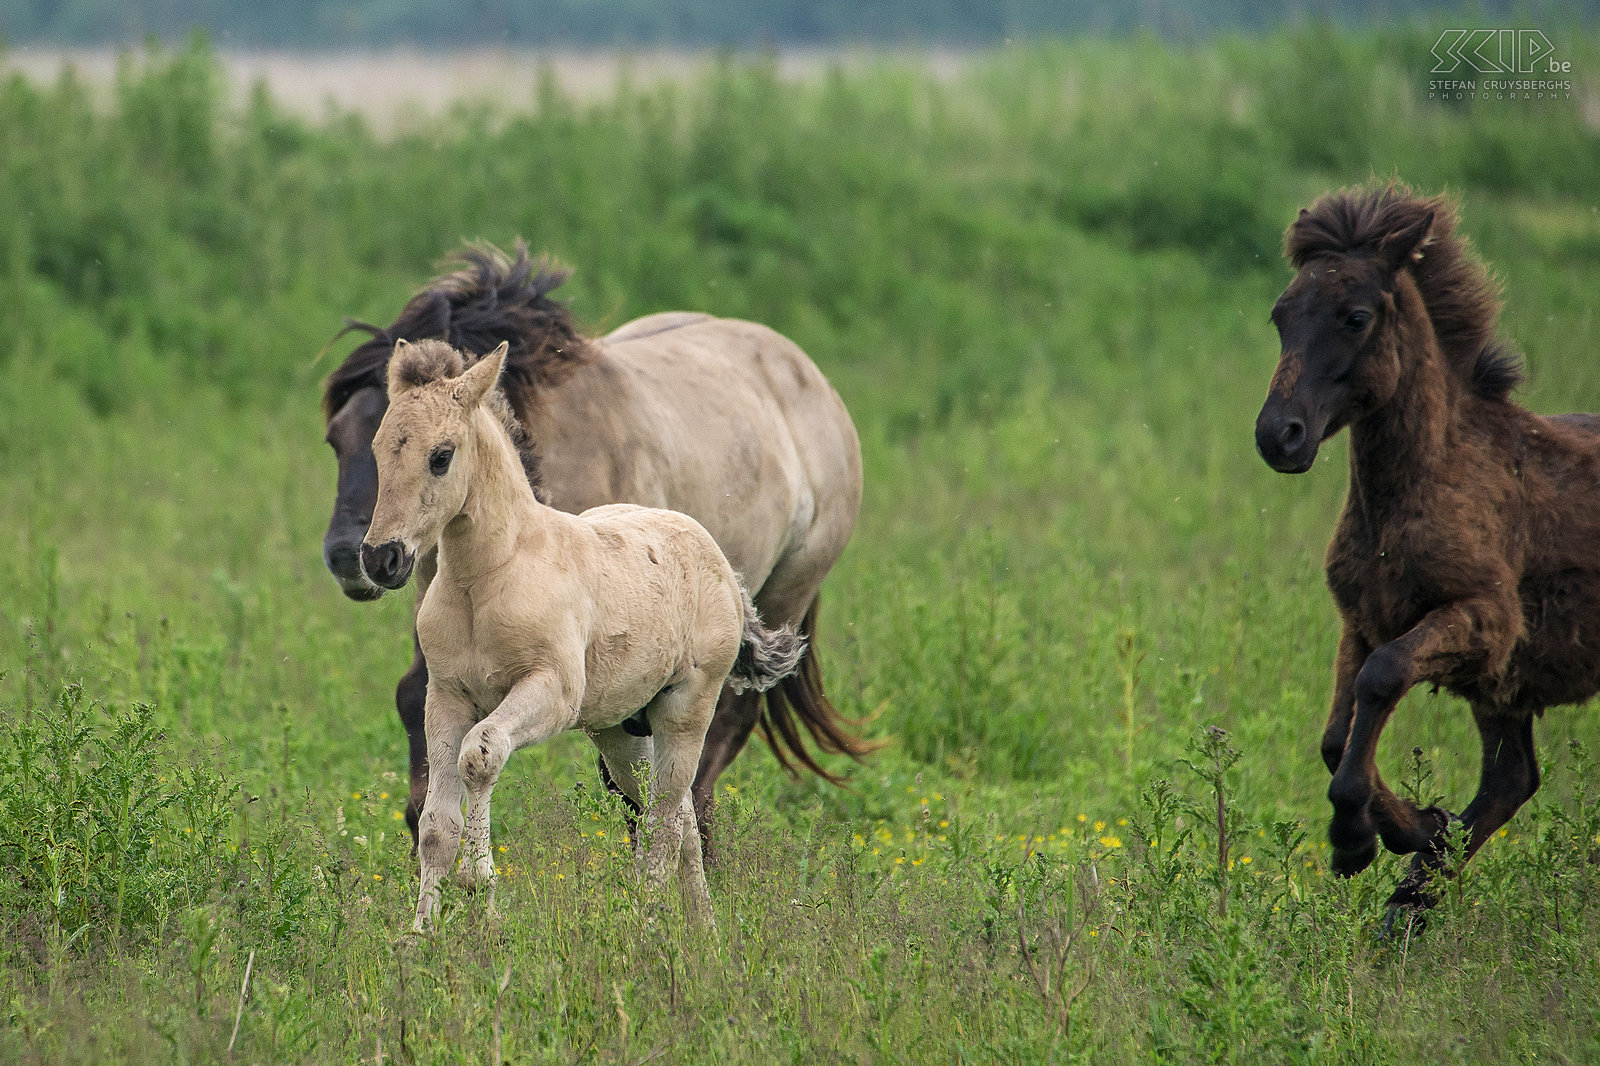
[455,668,583,891]
[414,681,478,934]
[1327,596,1517,879]
[1319,625,1369,774]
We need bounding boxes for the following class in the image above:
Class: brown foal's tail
[755,595,882,784]
[729,588,807,694]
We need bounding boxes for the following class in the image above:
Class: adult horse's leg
[398,638,429,850]
[401,551,439,853]
[691,589,873,864]
[1327,598,1516,877]
[690,686,764,863]
[1388,709,1539,911]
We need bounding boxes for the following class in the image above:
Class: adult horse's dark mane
[322,240,593,421]
[322,240,591,494]
[1285,183,1523,401]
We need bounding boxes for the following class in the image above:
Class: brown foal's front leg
[1320,625,1370,774]
[1327,597,1517,878]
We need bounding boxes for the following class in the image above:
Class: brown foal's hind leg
[1387,709,1539,912]
[398,637,429,853]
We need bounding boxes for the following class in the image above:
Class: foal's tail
[728,588,807,694]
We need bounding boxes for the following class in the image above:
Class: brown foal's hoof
[1379,903,1428,940]
[1331,838,1378,877]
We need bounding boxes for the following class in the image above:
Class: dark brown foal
[1256,183,1600,917]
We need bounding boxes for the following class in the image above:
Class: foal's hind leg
[675,794,713,925]
[593,726,653,863]
[1388,708,1539,912]
[639,680,718,921]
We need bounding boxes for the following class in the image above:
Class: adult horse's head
[1255,191,1439,474]
[361,340,509,591]
[320,242,578,599]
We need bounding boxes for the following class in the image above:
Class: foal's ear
[1380,210,1434,272]
[454,341,508,410]
[386,338,419,399]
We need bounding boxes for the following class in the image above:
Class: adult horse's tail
[756,596,880,784]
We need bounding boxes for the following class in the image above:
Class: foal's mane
[321,240,593,421]
[1286,182,1523,401]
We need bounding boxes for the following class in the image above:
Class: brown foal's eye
[1344,309,1373,332]
[428,445,455,477]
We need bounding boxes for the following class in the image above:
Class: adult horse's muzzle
[360,539,417,591]
[325,530,385,600]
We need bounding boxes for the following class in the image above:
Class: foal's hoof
[1330,838,1378,878]
[1385,870,1441,913]
[1379,903,1428,941]
[455,864,496,894]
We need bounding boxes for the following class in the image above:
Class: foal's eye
[1344,309,1373,332]
[428,445,455,477]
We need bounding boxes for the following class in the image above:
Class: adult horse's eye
[1344,309,1373,332]
[428,445,455,477]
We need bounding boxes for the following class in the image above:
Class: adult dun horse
[322,243,868,855]
[1256,183,1600,918]
[362,339,803,930]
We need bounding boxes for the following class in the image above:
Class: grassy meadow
[4,30,1600,1064]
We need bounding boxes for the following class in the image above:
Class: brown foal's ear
[454,341,508,410]
[1380,210,1434,272]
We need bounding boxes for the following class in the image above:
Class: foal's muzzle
[1255,404,1319,474]
[360,540,416,590]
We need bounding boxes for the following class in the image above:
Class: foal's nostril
[1279,418,1306,454]
[360,542,398,583]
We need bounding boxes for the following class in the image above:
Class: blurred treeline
[4,0,1598,47]
[1,31,1597,427]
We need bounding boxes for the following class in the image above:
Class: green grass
[4,29,1600,1064]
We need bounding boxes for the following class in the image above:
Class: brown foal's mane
[1286,182,1523,400]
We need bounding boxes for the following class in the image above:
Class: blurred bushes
[1,31,1596,419]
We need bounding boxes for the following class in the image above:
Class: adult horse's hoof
[1330,838,1378,877]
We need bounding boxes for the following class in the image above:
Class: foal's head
[360,339,509,590]
[1255,194,1438,474]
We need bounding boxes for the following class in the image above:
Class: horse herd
[319,181,1600,934]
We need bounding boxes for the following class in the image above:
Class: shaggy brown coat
[1255,182,1600,916]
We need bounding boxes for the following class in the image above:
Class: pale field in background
[4,47,971,127]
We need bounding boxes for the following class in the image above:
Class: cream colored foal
[361,339,803,932]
